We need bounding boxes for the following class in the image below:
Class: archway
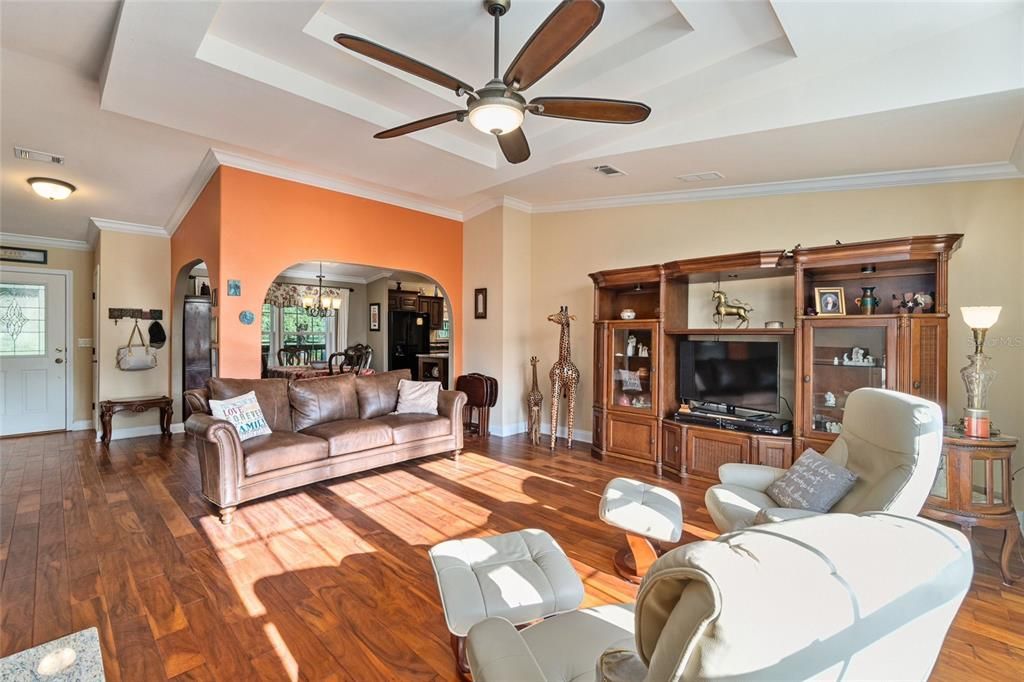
[261,260,455,387]
[171,259,211,421]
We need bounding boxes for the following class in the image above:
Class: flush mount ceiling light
[27,177,75,200]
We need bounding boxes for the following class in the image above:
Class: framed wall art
[474,288,487,319]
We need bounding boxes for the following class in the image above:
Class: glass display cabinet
[801,318,896,439]
[609,322,658,413]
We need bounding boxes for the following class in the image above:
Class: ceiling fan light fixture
[27,177,75,200]
[468,101,524,135]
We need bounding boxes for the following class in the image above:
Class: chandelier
[301,262,342,318]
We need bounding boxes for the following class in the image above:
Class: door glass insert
[810,326,887,434]
[611,326,654,412]
[0,283,45,356]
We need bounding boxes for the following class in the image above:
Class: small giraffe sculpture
[547,306,580,451]
[527,356,543,446]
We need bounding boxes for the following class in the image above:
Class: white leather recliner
[466,512,972,682]
[705,388,944,533]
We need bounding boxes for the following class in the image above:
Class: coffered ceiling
[2,0,1022,242]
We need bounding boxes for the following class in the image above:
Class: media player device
[672,410,792,436]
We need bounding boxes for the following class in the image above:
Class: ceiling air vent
[593,164,626,177]
[14,146,65,165]
[677,171,723,182]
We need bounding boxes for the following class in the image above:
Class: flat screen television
[678,339,780,414]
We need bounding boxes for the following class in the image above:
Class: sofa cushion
[301,419,394,457]
[355,369,411,419]
[209,377,293,432]
[289,374,359,430]
[241,431,328,476]
[373,413,451,444]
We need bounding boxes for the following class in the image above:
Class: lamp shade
[960,306,1001,330]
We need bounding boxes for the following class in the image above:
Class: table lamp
[959,306,1001,438]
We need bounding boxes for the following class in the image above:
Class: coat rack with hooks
[109,308,163,324]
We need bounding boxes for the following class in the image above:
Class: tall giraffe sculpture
[527,356,543,446]
[547,306,580,450]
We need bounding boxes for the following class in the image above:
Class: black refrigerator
[389,311,430,378]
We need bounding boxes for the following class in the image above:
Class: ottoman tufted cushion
[599,477,683,543]
[429,529,584,637]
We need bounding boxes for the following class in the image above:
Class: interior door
[0,270,68,435]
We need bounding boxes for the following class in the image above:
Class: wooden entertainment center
[589,234,963,480]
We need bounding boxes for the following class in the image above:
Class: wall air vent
[592,164,626,177]
[14,146,65,165]
[677,171,723,182]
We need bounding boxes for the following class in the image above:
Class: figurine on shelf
[626,335,637,357]
[833,356,840,366]
[638,343,649,358]
[824,391,837,407]
[912,292,934,313]
[842,346,874,366]
[712,290,754,329]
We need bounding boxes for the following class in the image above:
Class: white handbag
[116,320,158,371]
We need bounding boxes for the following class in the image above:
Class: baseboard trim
[493,421,527,438]
[94,424,169,442]
[170,422,185,434]
[70,419,94,431]
[542,426,593,444]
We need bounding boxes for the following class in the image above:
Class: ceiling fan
[334,0,651,164]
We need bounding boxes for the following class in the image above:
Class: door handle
[55,347,65,352]
[55,358,64,364]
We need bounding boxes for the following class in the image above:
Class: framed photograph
[474,288,488,319]
[227,279,241,296]
[369,303,381,331]
[814,287,846,316]
[1,246,47,264]
[194,276,210,296]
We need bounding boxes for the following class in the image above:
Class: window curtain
[332,289,350,355]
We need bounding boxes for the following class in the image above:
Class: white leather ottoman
[599,476,683,583]
[429,528,584,680]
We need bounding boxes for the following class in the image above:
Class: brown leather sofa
[184,369,466,524]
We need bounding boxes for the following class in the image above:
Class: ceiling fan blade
[374,111,467,139]
[529,97,650,124]
[503,0,604,92]
[334,34,475,95]
[496,128,530,164]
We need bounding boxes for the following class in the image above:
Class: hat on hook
[148,321,167,349]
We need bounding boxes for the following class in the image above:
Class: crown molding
[278,267,370,285]
[529,162,1023,214]
[462,195,533,222]
[166,148,221,236]
[88,217,169,246]
[0,232,92,252]
[365,270,393,283]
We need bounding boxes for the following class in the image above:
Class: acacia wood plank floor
[1,430,1021,681]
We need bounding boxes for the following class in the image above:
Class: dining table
[265,365,332,381]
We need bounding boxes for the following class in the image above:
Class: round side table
[922,427,1020,585]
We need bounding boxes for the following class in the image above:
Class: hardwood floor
[1,429,1021,681]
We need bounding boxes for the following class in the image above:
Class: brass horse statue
[712,290,754,328]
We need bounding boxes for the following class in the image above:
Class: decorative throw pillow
[395,379,441,414]
[209,390,272,441]
[765,449,857,513]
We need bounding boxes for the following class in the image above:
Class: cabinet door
[661,422,683,472]
[686,427,750,479]
[801,318,896,438]
[905,317,947,411]
[608,322,658,414]
[593,323,608,408]
[400,294,419,311]
[606,413,658,461]
[756,436,793,468]
[388,293,400,310]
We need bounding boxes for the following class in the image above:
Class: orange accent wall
[172,167,222,290]
[205,166,463,378]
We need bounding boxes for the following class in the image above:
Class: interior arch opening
[260,261,454,387]
[172,259,212,422]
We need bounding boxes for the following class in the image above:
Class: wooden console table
[99,396,173,446]
[922,428,1020,584]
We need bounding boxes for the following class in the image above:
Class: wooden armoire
[182,295,212,419]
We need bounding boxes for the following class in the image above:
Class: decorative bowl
[764,320,784,329]
[620,309,637,320]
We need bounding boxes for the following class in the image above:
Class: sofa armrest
[718,463,787,492]
[467,617,547,682]
[755,507,821,525]
[184,414,243,509]
[439,390,468,448]
[184,388,210,415]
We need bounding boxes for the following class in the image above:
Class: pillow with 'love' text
[209,390,272,441]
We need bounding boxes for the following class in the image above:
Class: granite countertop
[0,627,105,680]
[416,353,450,359]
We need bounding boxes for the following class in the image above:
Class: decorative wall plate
[239,310,255,325]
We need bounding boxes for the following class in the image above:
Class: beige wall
[0,244,95,424]
[96,230,171,433]
[366,278,388,371]
[501,207,532,431]
[463,207,506,430]
[522,179,1022,505]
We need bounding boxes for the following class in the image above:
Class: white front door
[0,270,68,435]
